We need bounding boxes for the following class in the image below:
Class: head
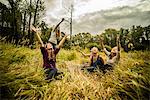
[110,46,118,57]
[91,47,99,56]
[46,42,53,51]
[46,42,55,60]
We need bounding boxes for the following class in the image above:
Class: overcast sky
[1,0,150,34]
[43,0,150,34]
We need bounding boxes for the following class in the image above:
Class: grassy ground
[0,42,150,100]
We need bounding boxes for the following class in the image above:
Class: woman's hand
[31,26,41,33]
[31,26,37,32]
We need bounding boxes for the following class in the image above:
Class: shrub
[86,42,101,50]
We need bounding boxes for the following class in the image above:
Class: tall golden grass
[0,42,150,100]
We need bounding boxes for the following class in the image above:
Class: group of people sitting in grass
[79,35,120,73]
[31,18,121,81]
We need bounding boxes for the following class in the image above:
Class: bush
[63,39,71,49]
[86,42,101,50]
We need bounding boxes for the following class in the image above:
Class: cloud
[43,0,150,34]
[72,1,150,34]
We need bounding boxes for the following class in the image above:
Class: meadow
[0,42,150,100]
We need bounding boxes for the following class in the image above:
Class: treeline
[69,25,150,51]
[0,1,150,51]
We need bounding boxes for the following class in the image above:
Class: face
[92,52,97,57]
[110,52,116,57]
[46,43,53,51]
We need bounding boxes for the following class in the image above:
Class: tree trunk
[28,0,32,45]
[33,0,40,26]
[7,0,21,45]
[23,11,26,37]
[1,9,4,28]
[30,0,40,46]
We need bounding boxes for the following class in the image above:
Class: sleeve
[54,48,60,55]
[104,48,111,56]
[48,31,57,45]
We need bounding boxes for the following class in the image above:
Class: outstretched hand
[31,25,41,33]
[31,26,37,32]
[61,18,65,22]
[63,33,69,38]
[116,34,120,41]
[31,25,44,46]
[99,35,104,42]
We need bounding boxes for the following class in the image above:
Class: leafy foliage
[0,0,46,46]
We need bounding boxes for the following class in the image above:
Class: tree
[102,28,118,48]
[71,32,92,48]
[7,0,22,45]
[27,0,45,46]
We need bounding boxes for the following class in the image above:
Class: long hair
[46,43,56,61]
[48,50,56,61]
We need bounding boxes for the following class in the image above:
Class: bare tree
[62,0,74,40]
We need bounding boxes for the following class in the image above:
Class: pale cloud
[72,1,150,34]
[73,0,141,17]
[1,0,9,6]
[43,0,150,34]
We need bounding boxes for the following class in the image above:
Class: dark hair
[45,42,51,48]
[46,42,56,49]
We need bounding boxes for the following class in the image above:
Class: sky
[43,0,150,34]
[1,0,150,34]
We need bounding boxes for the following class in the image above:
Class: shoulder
[55,47,60,51]
[98,55,103,59]
[54,47,60,54]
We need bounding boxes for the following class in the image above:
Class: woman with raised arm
[78,47,104,72]
[100,34,121,73]
[48,18,65,48]
[31,26,68,80]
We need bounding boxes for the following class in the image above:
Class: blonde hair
[111,46,118,53]
[91,47,99,53]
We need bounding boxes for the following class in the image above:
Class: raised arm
[31,26,44,47]
[99,37,110,56]
[116,34,121,60]
[100,37,105,50]
[77,50,90,57]
[53,18,65,32]
[117,34,120,52]
[56,33,68,48]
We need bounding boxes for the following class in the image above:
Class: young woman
[100,35,120,73]
[79,47,104,72]
[48,18,65,48]
[31,26,68,80]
